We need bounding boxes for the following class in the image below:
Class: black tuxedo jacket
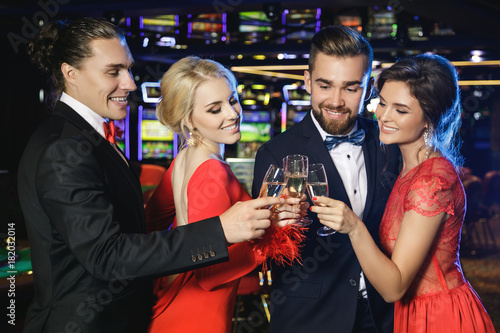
[252,112,401,333]
[18,101,230,332]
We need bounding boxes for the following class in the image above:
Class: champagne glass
[283,154,311,226]
[307,164,334,236]
[259,164,287,209]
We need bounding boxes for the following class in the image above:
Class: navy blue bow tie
[324,129,366,150]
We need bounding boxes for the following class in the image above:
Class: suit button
[349,279,357,287]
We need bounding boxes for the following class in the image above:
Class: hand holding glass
[259,164,287,209]
[283,154,311,226]
[307,163,335,236]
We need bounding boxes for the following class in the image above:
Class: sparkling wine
[259,182,286,199]
[307,182,328,206]
[286,175,307,198]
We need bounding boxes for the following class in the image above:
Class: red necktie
[103,121,116,144]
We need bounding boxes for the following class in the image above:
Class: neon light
[138,105,143,161]
[222,13,227,34]
[232,61,500,85]
[141,82,161,103]
[289,100,311,106]
[173,134,178,157]
[124,107,130,158]
[281,102,287,133]
[282,84,298,102]
[458,80,500,86]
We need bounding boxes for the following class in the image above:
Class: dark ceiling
[1,0,500,76]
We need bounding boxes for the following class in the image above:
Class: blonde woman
[145,56,304,332]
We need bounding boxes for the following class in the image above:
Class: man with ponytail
[18,17,283,332]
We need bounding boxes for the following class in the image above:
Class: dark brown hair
[27,17,125,108]
[308,25,373,76]
[377,54,463,167]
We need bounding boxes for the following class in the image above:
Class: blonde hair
[156,56,238,146]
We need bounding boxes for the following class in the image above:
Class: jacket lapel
[300,113,352,208]
[358,117,377,218]
[52,101,143,213]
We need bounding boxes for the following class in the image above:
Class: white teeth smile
[327,110,344,116]
[222,124,237,131]
[110,97,127,103]
[383,125,398,132]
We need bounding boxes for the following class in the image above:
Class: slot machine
[281,84,310,131]
[138,82,178,162]
[237,83,273,158]
[187,13,227,44]
[226,83,273,193]
[282,8,321,42]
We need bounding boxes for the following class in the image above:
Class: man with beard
[252,25,401,333]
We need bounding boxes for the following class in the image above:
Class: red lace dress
[379,157,495,333]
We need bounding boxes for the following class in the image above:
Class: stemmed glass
[283,154,311,226]
[259,164,287,209]
[307,163,334,236]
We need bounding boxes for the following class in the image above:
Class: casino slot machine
[187,13,228,44]
[237,83,273,158]
[281,84,310,131]
[138,82,177,162]
[226,83,273,193]
[282,8,321,43]
[237,10,275,44]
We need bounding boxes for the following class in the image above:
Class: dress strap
[431,253,449,291]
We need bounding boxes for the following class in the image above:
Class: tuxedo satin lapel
[301,113,351,208]
[358,118,378,219]
[53,102,144,214]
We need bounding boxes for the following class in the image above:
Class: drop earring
[423,127,433,159]
[186,129,198,147]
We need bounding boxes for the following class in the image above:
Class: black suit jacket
[252,112,401,333]
[18,101,230,332]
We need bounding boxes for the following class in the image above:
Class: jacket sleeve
[36,138,229,281]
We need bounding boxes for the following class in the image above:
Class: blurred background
[0,0,499,332]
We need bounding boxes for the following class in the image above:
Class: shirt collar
[59,92,107,138]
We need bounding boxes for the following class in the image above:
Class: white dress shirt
[311,111,368,298]
[60,92,108,139]
[59,93,128,164]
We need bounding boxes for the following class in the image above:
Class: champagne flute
[307,164,334,236]
[283,154,310,226]
[259,164,287,209]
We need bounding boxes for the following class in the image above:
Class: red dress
[379,157,495,333]
[145,158,265,332]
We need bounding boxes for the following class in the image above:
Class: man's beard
[313,102,358,135]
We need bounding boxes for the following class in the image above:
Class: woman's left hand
[309,196,362,235]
